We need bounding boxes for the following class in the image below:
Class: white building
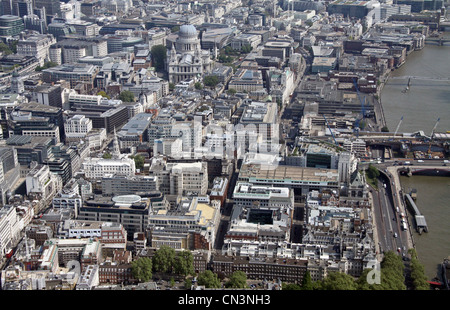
[83,157,136,179]
[0,205,21,258]
[25,164,62,202]
[232,182,294,210]
[68,93,102,106]
[167,24,213,84]
[52,189,83,217]
[16,34,56,67]
[149,158,208,196]
[76,264,99,290]
[64,115,93,139]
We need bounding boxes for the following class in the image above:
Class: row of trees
[131,246,194,282]
[131,248,429,290]
[285,251,429,290]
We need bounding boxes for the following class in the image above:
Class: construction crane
[430,118,440,138]
[393,116,404,137]
[323,114,338,146]
[427,118,440,157]
[353,79,366,138]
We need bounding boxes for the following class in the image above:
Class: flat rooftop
[239,164,339,183]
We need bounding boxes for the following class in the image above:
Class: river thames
[380,36,450,281]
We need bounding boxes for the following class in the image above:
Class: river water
[380,39,450,134]
[380,35,450,281]
[399,175,450,280]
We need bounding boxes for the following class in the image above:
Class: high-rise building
[34,0,61,19]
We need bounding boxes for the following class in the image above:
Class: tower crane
[427,118,440,157]
[393,116,403,137]
[430,118,440,138]
[323,114,338,146]
[353,79,366,138]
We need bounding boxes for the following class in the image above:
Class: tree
[317,272,357,290]
[197,270,221,288]
[225,271,247,289]
[151,45,167,72]
[133,155,145,170]
[381,126,389,132]
[194,82,203,90]
[131,257,153,282]
[102,152,112,159]
[152,246,176,273]
[118,90,135,102]
[367,164,380,179]
[35,61,58,72]
[203,75,219,88]
[241,44,252,53]
[409,249,429,290]
[301,270,313,290]
[0,42,13,55]
[227,88,237,96]
[282,283,301,290]
[97,91,110,99]
[173,250,194,278]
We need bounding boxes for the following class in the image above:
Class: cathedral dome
[179,24,197,38]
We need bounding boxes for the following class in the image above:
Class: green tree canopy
[131,257,153,282]
[409,249,429,290]
[194,82,203,90]
[118,90,135,102]
[133,154,145,170]
[203,75,219,88]
[152,246,176,273]
[225,271,247,289]
[151,45,167,72]
[174,250,194,278]
[317,272,357,290]
[367,164,380,179]
[197,270,221,288]
[102,152,112,159]
[301,270,314,290]
[357,251,406,290]
[97,90,110,99]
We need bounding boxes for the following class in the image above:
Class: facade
[16,34,56,67]
[211,254,308,284]
[238,163,339,198]
[0,15,24,36]
[117,113,152,149]
[64,115,93,139]
[25,163,62,203]
[167,24,213,84]
[101,174,159,196]
[77,195,150,239]
[228,69,264,93]
[83,157,136,179]
[147,196,221,250]
[42,63,99,89]
[149,158,208,196]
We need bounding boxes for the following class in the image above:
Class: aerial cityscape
[0,0,448,294]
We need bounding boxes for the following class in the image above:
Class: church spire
[112,127,121,158]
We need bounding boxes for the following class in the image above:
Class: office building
[42,63,99,89]
[16,34,56,67]
[77,195,150,239]
[101,174,159,196]
[0,14,24,36]
[148,158,208,196]
[147,196,221,250]
[116,113,152,149]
